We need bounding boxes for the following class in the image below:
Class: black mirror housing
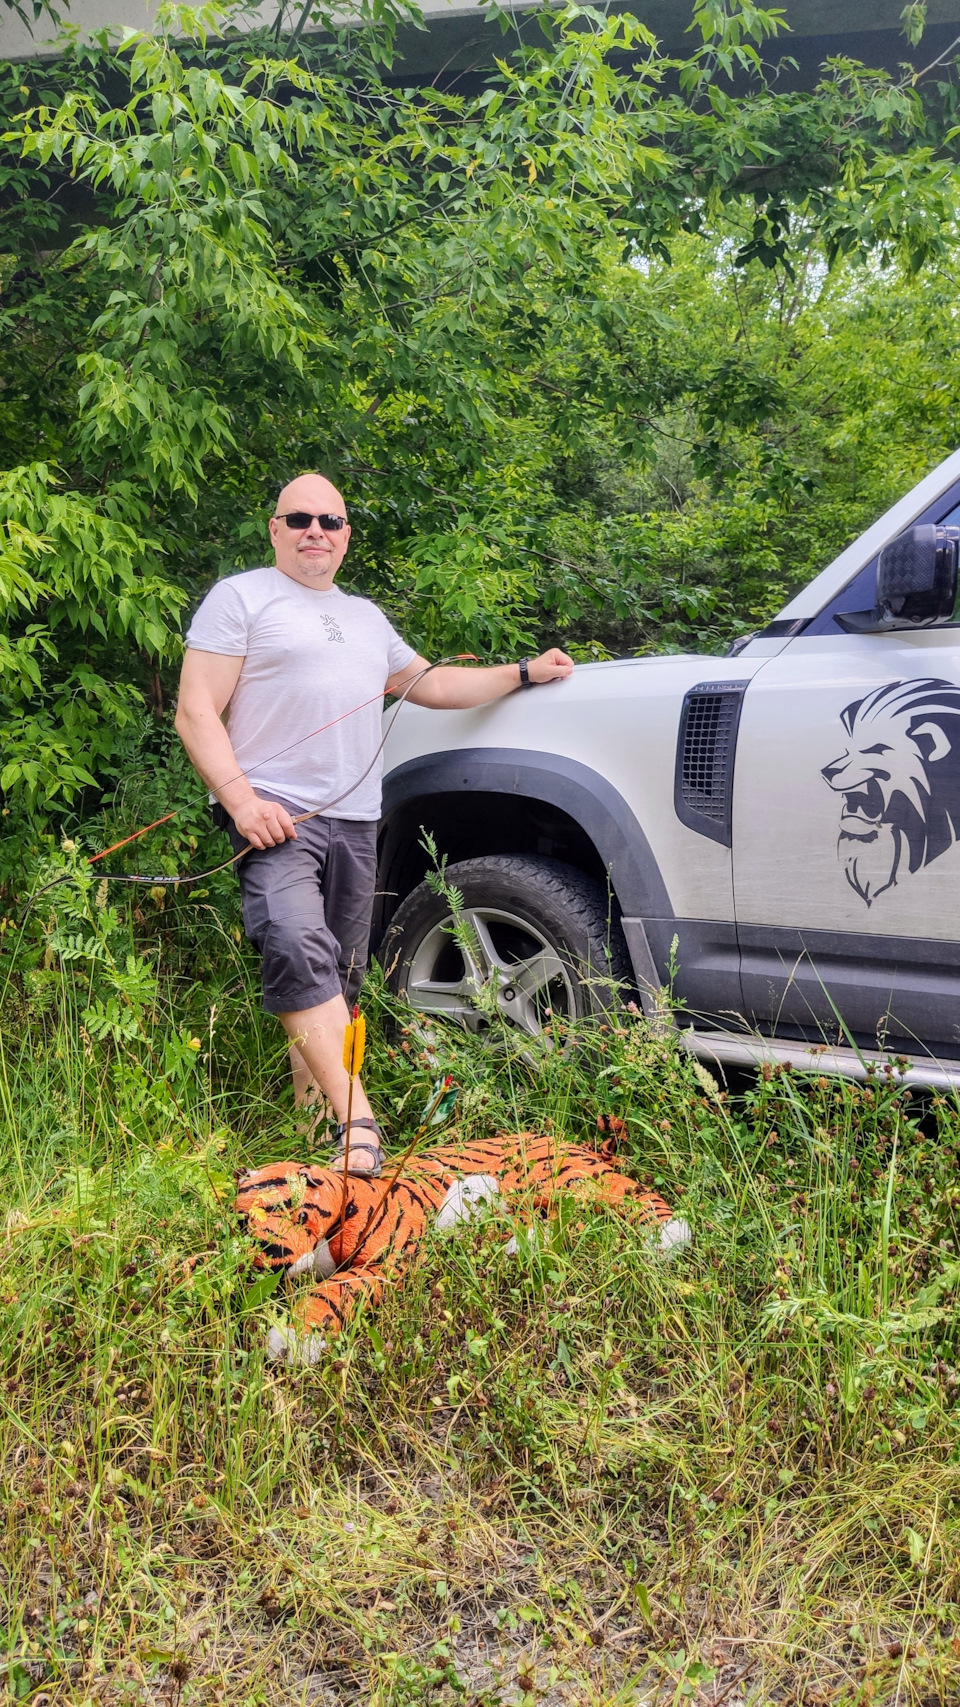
[836,523,959,633]
[877,524,959,622]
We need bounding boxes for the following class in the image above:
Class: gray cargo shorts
[212,796,378,1013]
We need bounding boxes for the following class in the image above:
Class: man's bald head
[274,472,346,519]
[269,472,351,590]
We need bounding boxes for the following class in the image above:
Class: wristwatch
[518,658,533,690]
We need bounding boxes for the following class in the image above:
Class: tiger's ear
[596,1113,626,1158]
[597,1113,626,1138]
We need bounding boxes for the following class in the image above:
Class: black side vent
[674,681,748,847]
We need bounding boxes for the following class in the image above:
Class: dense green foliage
[4,0,960,869]
[3,885,960,1700]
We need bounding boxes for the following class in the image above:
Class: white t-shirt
[185,568,418,820]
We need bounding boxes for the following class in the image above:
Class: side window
[802,487,960,636]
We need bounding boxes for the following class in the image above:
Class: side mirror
[836,523,959,632]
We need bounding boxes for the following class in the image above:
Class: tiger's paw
[266,1324,326,1366]
[436,1174,500,1232]
[657,1217,692,1258]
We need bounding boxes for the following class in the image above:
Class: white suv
[376,448,960,1087]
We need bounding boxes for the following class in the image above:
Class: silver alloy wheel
[403,906,577,1037]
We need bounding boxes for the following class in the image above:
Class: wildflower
[693,1062,721,1101]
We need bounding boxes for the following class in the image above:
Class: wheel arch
[374,748,673,949]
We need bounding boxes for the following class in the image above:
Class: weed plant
[2,862,960,1704]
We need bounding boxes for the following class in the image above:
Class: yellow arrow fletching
[342,1012,366,1076]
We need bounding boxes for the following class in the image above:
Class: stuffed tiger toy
[237,1122,690,1364]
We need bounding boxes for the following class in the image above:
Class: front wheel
[380,855,632,1038]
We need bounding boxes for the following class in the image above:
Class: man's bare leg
[289,1041,332,1138]
[278,994,377,1167]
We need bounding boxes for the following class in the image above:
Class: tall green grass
[2,864,960,1704]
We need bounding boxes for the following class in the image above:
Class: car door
[732,531,960,1059]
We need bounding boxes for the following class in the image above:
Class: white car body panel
[385,653,768,921]
[734,627,960,938]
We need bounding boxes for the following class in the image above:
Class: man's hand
[232,797,298,848]
[528,647,574,685]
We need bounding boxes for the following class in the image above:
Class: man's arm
[175,649,298,848]
[386,648,574,708]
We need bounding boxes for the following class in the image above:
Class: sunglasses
[276,511,348,531]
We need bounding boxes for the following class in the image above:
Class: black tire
[379,855,632,1037]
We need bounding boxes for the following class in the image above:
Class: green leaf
[240,1268,284,1313]
[900,2,926,45]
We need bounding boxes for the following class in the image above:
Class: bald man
[176,473,574,1174]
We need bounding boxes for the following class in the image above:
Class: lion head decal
[821,678,960,905]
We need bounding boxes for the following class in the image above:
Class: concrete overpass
[3,0,960,88]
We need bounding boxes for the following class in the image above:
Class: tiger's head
[235,1163,342,1273]
[821,678,960,905]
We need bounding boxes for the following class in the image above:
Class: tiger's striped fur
[236,1130,676,1338]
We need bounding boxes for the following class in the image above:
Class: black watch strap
[518,658,533,690]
